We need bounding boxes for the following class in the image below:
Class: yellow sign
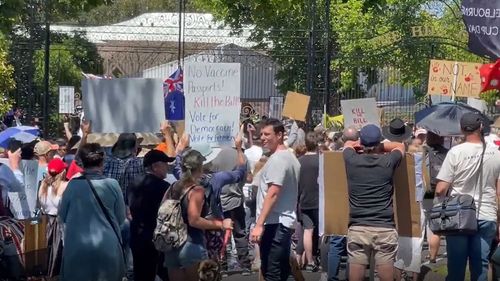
[282,91,310,122]
[427,59,482,98]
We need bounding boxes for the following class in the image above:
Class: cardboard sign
[83,78,165,133]
[341,98,380,130]
[184,63,241,146]
[282,92,310,122]
[3,159,40,219]
[319,152,421,237]
[427,59,482,98]
[59,86,75,114]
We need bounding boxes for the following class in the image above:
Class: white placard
[184,63,241,146]
[3,159,40,219]
[341,98,380,129]
[467,97,488,113]
[59,86,75,114]
[269,96,284,119]
[83,78,165,133]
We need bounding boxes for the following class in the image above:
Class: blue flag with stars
[164,68,185,120]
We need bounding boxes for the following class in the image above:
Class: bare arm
[435,180,451,197]
[255,184,282,227]
[160,121,176,157]
[64,122,73,140]
[187,187,225,231]
[382,141,405,156]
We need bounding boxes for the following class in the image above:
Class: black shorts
[300,209,318,230]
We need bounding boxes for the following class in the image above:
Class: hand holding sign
[176,133,190,154]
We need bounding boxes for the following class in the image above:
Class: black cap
[460,113,482,132]
[143,149,175,168]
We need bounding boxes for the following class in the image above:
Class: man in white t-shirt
[250,118,300,281]
[436,112,500,281]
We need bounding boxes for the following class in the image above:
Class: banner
[462,0,500,59]
[319,152,421,237]
[59,86,75,114]
[3,159,40,219]
[282,92,310,122]
[427,59,482,98]
[184,63,241,146]
[341,98,380,130]
[83,78,165,133]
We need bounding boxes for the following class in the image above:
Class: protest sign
[184,63,241,146]
[341,98,380,130]
[2,159,40,219]
[462,0,500,59]
[319,152,421,237]
[83,78,165,133]
[59,86,75,114]
[269,96,284,119]
[427,59,482,98]
[281,92,310,122]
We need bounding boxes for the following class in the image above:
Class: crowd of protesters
[1,107,500,281]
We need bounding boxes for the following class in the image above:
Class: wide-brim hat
[190,143,222,165]
[111,133,144,159]
[382,118,413,142]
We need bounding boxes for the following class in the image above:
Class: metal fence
[7,6,484,136]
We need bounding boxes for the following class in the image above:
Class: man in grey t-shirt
[250,118,300,281]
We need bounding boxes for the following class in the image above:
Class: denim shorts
[163,241,208,269]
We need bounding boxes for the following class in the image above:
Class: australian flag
[164,68,185,120]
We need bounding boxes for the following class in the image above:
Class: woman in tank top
[38,158,68,277]
[164,149,233,281]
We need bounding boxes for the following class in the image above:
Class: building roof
[50,13,255,47]
[143,43,280,100]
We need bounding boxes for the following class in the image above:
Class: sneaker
[305,263,319,272]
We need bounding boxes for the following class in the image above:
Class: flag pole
[451,61,459,103]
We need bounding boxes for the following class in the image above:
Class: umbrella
[0,126,39,148]
[12,132,38,144]
[415,102,490,136]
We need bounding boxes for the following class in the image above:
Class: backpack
[423,145,448,198]
[153,183,196,252]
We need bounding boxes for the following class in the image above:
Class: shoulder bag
[83,175,127,264]
[428,143,486,236]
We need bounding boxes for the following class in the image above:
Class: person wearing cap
[38,158,68,278]
[342,124,405,281]
[171,131,248,264]
[249,118,301,281]
[0,148,25,217]
[34,140,59,168]
[128,150,174,281]
[436,112,500,281]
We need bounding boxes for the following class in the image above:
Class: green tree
[0,33,15,115]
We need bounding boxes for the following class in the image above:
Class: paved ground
[224,239,450,281]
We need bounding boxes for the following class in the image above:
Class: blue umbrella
[415,102,490,136]
[0,126,39,148]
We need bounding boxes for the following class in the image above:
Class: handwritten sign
[427,59,482,98]
[341,98,379,130]
[59,86,75,114]
[184,63,241,146]
[281,92,310,122]
[3,159,40,219]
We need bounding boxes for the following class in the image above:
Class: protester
[59,143,126,281]
[128,149,174,281]
[171,132,247,263]
[343,124,405,281]
[422,132,448,263]
[285,119,306,149]
[250,118,300,281]
[38,158,68,277]
[34,140,59,171]
[164,148,233,281]
[53,138,68,160]
[212,147,253,274]
[298,132,321,272]
[436,113,500,281]
[0,148,24,217]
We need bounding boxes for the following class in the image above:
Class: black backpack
[423,144,448,198]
